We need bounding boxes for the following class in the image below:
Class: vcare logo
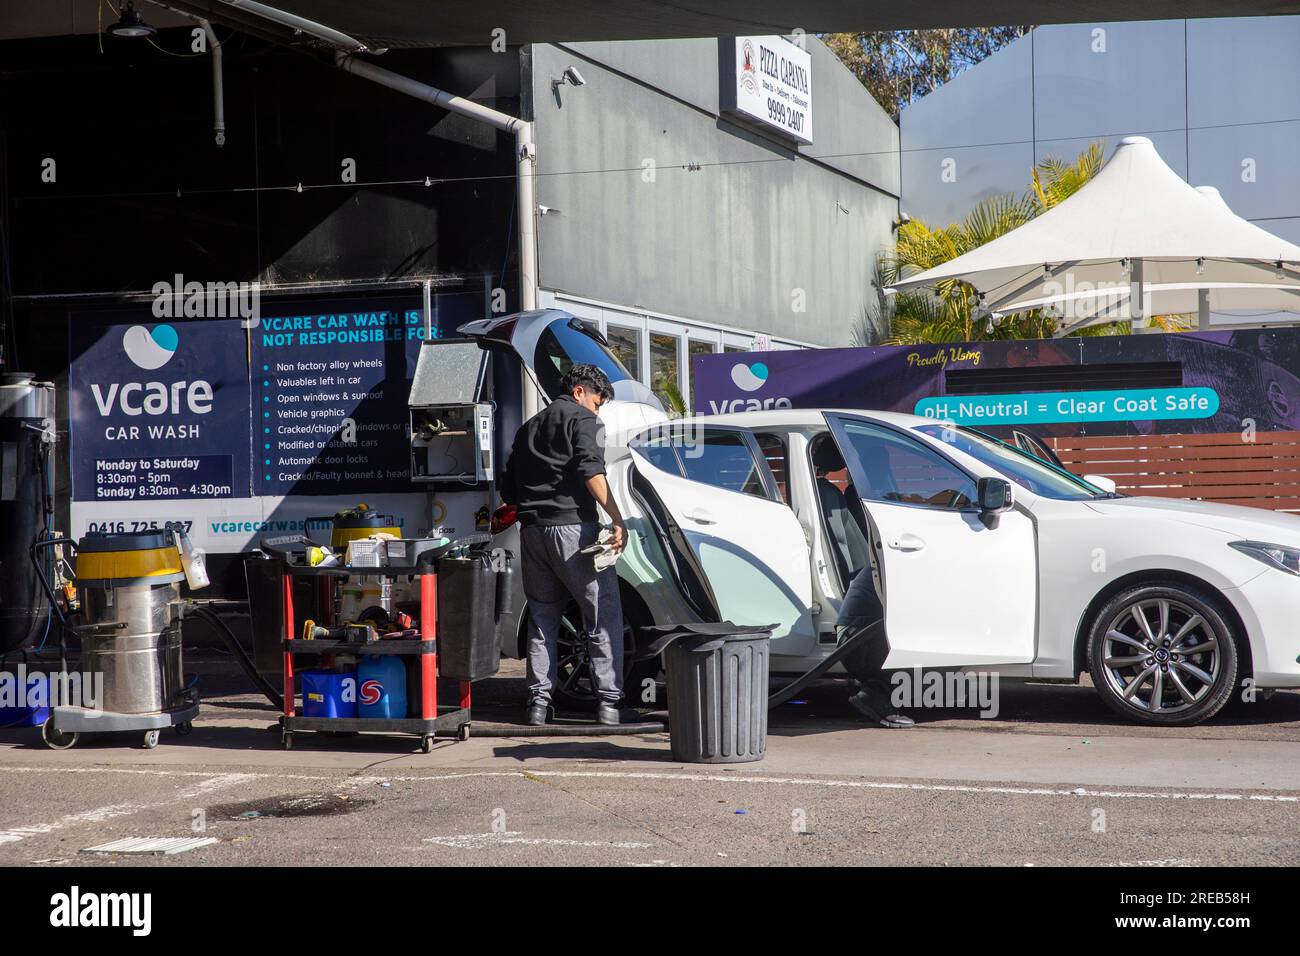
[122,324,178,370]
[359,679,383,705]
[730,361,769,392]
[89,323,214,421]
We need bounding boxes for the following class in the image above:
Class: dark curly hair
[560,363,614,401]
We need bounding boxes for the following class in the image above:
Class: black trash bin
[436,551,502,681]
[641,623,773,764]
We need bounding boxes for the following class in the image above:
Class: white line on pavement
[0,772,254,848]
[423,831,652,850]
[3,765,1298,805]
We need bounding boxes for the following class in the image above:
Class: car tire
[1086,582,1239,726]
[525,591,659,712]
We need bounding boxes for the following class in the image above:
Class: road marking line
[0,772,252,848]
[351,770,1300,803]
[423,831,651,850]
[3,765,1298,805]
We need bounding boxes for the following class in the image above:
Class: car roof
[670,408,937,430]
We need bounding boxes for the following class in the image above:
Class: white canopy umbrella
[887,136,1300,331]
[992,186,1300,334]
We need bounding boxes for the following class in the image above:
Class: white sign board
[722,36,812,145]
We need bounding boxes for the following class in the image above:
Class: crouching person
[837,568,913,729]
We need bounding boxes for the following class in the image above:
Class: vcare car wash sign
[68,310,252,516]
[66,294,482,556]
[720,36,813,145]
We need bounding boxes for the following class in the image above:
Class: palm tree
[878,143,1191,344]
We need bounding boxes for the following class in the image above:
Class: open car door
[628,427,817,665]
[824,414,1036,668]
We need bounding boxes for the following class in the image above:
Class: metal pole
[1129,257,1148,330]
[422,279,433,342]
[1198,288,1211,330]
[516,122,541,420]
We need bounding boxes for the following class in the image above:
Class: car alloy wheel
[1100,597,1221,716]
[546,599,658,710]
[1087,583,1238,726]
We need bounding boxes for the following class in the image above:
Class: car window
[919,425,1101,501]
[532,317,632,401]
[752,432,790,505]
[837,420,977,509]
[678,429,768,498]
[630,431,682,475]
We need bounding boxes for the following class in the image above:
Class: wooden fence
[1049,431,1300,512]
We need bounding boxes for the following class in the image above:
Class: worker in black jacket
[499,364,629,726]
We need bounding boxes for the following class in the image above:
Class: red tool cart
[278,560,472,753]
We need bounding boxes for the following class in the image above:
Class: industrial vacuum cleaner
[31,529,208,750]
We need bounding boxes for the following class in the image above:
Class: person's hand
[609,521,627,553]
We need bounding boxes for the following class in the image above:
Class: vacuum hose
[766,620,884,709]
[188,605,284,711]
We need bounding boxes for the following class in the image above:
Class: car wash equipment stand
[30,531,205,750]
[278,557,471,753]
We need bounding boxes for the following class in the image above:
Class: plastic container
[0,671,51,728]
[358,656,406,718]
[655,624,772,764]
[437,553,501,681]
[301,669,358,719]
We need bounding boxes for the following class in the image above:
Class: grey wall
[530,37,899,346]
[900,17,1300,251]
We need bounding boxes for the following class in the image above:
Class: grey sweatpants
[520,522,624,706]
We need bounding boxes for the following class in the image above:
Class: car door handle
[886,534,925,552]
[684,508,716,525]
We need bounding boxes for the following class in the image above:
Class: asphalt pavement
[2,657,1298,867]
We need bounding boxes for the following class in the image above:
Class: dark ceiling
[151,0,1300,48]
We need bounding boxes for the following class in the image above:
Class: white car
[466,310,1300,726]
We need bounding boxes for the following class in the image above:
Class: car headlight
[1229,540,1300,576]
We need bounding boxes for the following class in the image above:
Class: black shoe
[847,690,914,728]
[526,702,553,726]
[596,703,632,726]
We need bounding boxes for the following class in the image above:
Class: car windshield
[915,424,1108,500]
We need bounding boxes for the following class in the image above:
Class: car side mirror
[1082,474,1117,494]
[977,477,1014,514]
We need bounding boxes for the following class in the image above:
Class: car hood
[1085,495,1300,543]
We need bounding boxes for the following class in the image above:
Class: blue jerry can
[358,656,407,719]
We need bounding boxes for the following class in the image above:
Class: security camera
[563,66,586,87]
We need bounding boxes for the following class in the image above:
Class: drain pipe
[143,4,226,146]
[334,52,541,416]
[201,19,225,146]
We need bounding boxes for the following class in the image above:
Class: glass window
[606,325,641,382]
[687,339,715,410]
[753,432,790,505]
[917,425,1104,501]
[650,332,681,414]
[838,420,978,509]
[678,429,767,498]
[532,317,632,401]
[629,430,681,475]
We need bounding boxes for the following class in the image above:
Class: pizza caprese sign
[721,36,813,145]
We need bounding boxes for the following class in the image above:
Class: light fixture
[1278,259,1287,279]
[108,1,156,38]
[1042,263,1052,279]
[1120,257,1132,276]
[1196,257,1206,275]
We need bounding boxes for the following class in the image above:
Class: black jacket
[499,396,606,526]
